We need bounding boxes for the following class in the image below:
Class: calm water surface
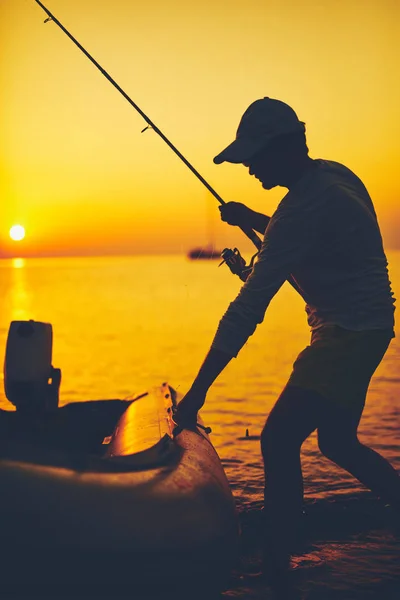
[0,253,399,599]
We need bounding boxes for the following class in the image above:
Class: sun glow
[9,225,25,241]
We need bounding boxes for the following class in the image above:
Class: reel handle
[219,248,255,282]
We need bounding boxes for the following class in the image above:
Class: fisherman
[173,98,399,589]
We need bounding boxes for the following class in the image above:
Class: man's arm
[173,348,233,426]
[175,206,317,427]
[189,348,233,392]
[249,210,271,234]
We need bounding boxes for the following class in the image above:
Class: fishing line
[33,0,262,252]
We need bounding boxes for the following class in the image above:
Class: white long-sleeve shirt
[211,159,396,357]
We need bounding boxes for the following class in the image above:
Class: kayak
[0,383,239,597]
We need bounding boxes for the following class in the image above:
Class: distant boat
[187,245,222,260]
[188,193,224,259]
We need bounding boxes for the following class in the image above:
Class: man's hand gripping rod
[33,0,262,278]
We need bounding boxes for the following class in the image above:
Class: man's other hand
[173,388,207,429]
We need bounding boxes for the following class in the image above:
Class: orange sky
[1,0,399,257]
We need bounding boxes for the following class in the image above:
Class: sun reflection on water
[12,258,25,269]
[10,257,31,321]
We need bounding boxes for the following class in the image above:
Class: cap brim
[213,136,273,165]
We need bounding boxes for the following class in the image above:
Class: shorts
[287,325,394,410]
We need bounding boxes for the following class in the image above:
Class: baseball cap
[213,97,306,164]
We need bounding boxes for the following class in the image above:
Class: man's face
[242,142,283,190]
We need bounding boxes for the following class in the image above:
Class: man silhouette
[174,98,399,587]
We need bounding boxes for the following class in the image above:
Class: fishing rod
[33,0,262,277]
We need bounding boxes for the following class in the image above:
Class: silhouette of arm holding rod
[219,202,270,235]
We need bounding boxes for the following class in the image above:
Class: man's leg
[318,404,400,510]
[261,384,324,570]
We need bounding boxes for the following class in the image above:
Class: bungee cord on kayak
[33,0,262,281]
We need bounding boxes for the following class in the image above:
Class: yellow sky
[1,0,399,257]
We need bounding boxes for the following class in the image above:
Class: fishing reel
[219,248,259,282]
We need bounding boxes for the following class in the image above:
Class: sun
[9,225,26,241]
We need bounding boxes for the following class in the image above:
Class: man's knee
[262,385,321,454]
[261,386,316,456]
[261,413,285,457]
[318,431,360,462]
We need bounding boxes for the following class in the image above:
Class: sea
[0,252,399,600]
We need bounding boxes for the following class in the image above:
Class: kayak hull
[0,384,239,595]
